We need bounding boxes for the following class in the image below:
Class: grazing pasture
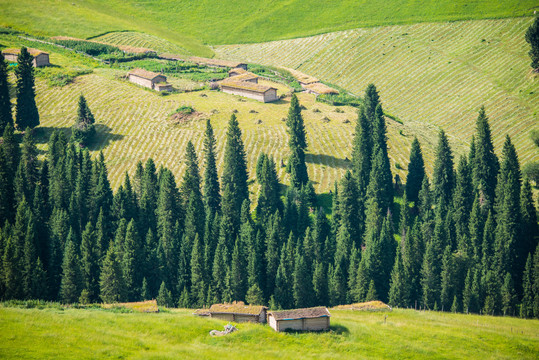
[215,17,539,166]
[0,305,537,359]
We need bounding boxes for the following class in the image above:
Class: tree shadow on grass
[86,124,124,152]
[32,126,71,144]
[329,324,350,335]
[305,153,351,170]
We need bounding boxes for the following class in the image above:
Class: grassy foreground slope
[0,1,536,52]
[215,17,539,165]
[0,306,537,359]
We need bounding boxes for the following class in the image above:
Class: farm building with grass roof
[267,307,331,332]
[208,302,267,323]
[220,78,278,102]
[2,48,49,67]
[127,68,172,92]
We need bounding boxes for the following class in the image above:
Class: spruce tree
[472,107,498,209]
[190,233,205,307]
[265,212,281,299]
[71,95,96,146]
[0,147,13,225]
[202,119,220,215]
[80,222,99,302]
[525,16,539,70]
[337,171,361,248]
[0,53,12,133]
[100,242,126,303]
[405,137,425,204]
[453,156,473,255]
[256,154,282,223]
[389,241,407,307]
[139,158,158,236]
[533,247,539,318]
[440,246,454,311]
[521,178,538,277]
[432,130,454,210]
[312,260,328,305]
[59,237,83,303]
[293,248,312,308]
[286,94,309,188]
[274,244,293,309]
[501,272,516,316]
[122,219,141,301]
[351,105,372,196]
[230,236,247,301]
[246,283,264,305]
[157,281,174,307]
[494,136,522,284]
[221,114,249,234]
[15,48,39,130]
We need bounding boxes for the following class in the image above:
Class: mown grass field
[0,305,537,359]
[0,1,537,57]
[215,17,539,166]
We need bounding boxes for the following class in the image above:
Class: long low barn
[267,307,331,332]
[208,302,267,323]
[2,48,50,67]
[220,79,278,103]
[127,68,173,92]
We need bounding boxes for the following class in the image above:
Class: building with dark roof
[267,307,331,332]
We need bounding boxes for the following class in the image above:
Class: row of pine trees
[0,55,537,317]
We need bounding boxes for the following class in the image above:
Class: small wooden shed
[208,302,267,323]
[267,307,331,332]
[2,48,50,67]
[127,68,172,91]
[220,79,278,103]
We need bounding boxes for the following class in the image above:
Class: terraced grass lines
[36,70,418,195]
[215,18,539,167]
[92,32,190,54]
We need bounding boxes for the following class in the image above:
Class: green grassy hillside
[0,1,536,56]
[0,305,537,359]
[215,17,539,165]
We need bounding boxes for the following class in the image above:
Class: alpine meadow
[0,1,538,359]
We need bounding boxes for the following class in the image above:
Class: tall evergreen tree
[100,241,126,303]
[0,53,12,133]
[190,233,205,307]
[122,219,141,301]
[221,114,249,234]
[286,94,309,188]
[472,107,499,209]
[71,95,96,146]
[352,105,372,196]
[432,130,454,210]
[405,137,425,204]
[14,47,39,130]
[80,222,100,302]
[202,119,220,215]
[59,235,83,303]
[256,154,281,223]
[388,240,407,307]
[525,16,539,70]
[453,156,473,255]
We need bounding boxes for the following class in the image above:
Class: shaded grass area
[0,306,537,359]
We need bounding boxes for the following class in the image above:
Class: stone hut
[2,48,50,67]
[267,307,331,332]
[127,68,172,91]
[208,302,267,323]
[220,79,278,103]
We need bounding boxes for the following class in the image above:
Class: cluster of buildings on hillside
[199,302,331,332]
[1,46,337,101]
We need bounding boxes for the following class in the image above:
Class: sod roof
[303,82,339,95]
[229,73,258,82]
[220,79,276,93]
[128,68,165,81]
[283,67,318,84]
[209,303,267,315]
[269,307,330,320]
[2,48,48,56]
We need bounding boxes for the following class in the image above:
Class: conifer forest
[0,48,538,319]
